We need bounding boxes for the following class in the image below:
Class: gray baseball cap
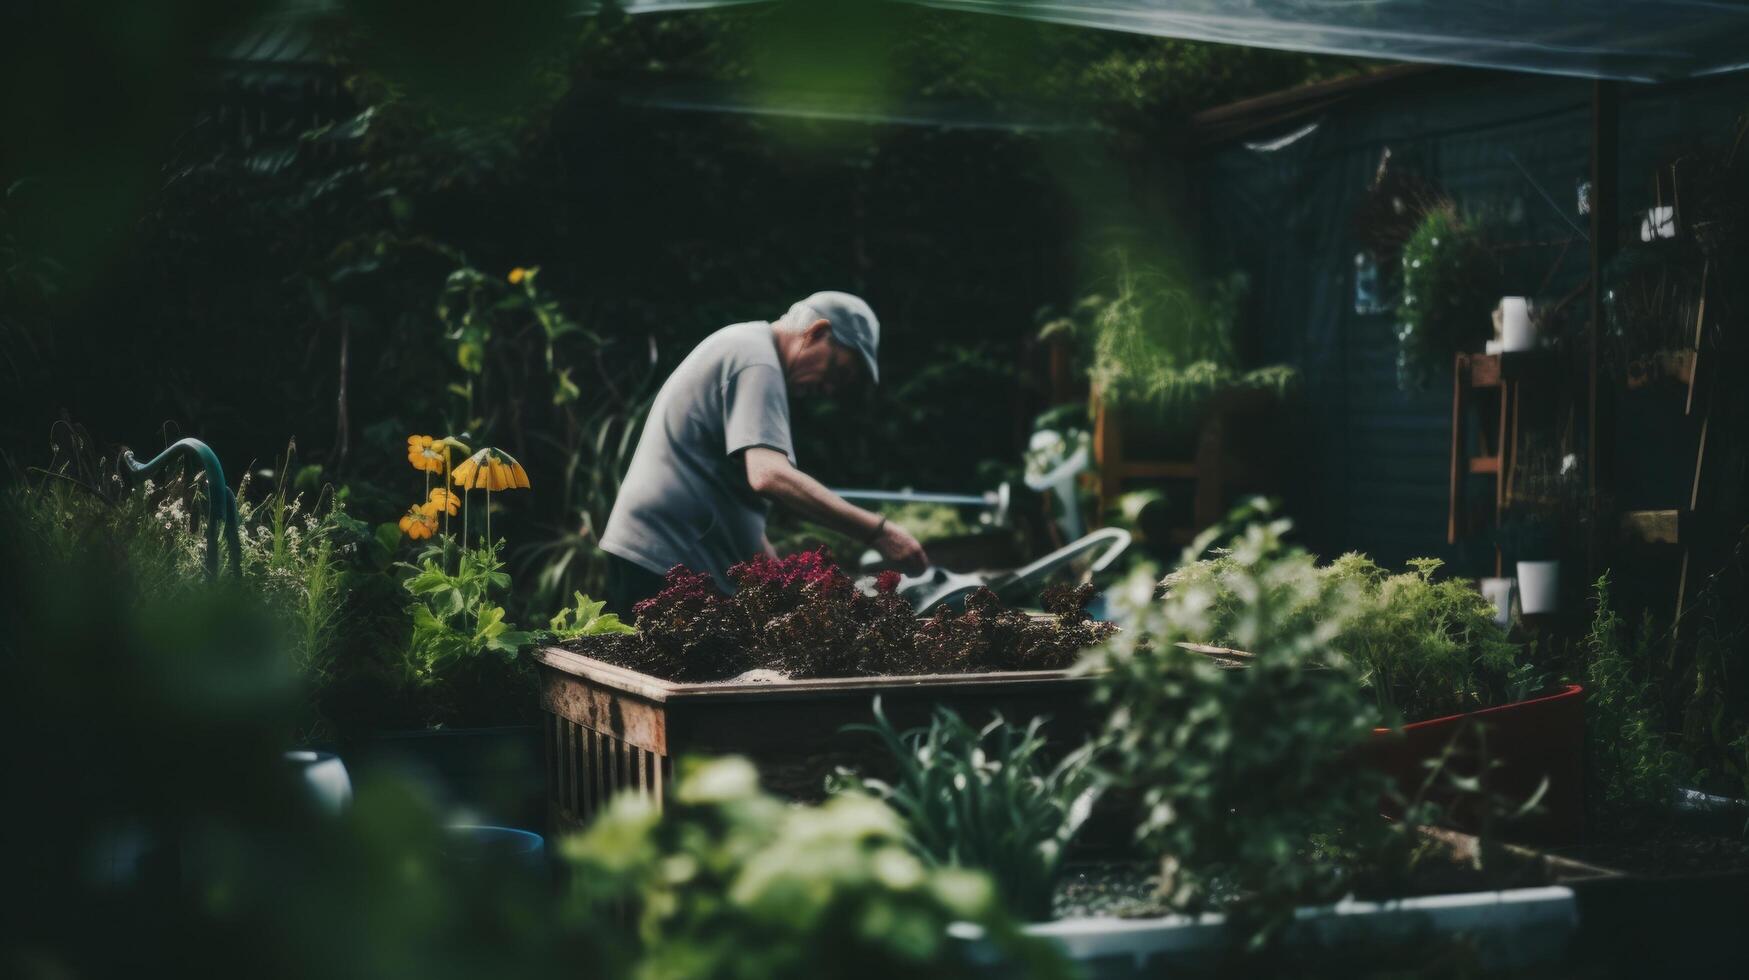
[784,291,880,384]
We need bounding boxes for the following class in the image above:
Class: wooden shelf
[1624,349,1697,390]
[1620,509,1683,545]
[1618,509,1720,547]
[1462,350,1557,389]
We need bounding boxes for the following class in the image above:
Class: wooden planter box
[536,647,1107,834]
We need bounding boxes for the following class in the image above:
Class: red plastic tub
[1366,685,1586,844]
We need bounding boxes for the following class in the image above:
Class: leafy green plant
[1042,256,1298,450]
[1394,206,1498,390]
[234,446,350,683]
[1586,573,1686,834]
[1085,511,1391,939]
[548,591,635,639]
[1162,551,1520,721]
[401,539,534,672]
[830,701,1097,920]
[563,755,1071,980]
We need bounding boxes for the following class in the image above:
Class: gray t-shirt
[600,321,794,590]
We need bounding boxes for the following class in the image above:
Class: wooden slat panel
[584,728,598,819]
[539,669,669,754]
[556,719,571,815]
[616,737,630,796]
[591,728,606,820]
[543,713,557,812]
[571,722,586,815]
[604,732,618,797]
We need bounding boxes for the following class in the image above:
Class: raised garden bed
[536,552,1134,832]
[1365,684,1587,843]
[536,647,1105,832]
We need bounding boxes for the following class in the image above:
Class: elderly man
[600,291,929,614]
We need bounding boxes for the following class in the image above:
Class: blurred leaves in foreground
[0,467,1062,979]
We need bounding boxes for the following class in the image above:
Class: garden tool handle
[120,438,243,580]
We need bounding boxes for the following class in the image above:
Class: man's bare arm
[743,447,927,571]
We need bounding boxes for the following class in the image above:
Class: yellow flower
[398,503,438,540]
[451,447,531,492]
[406,434,450,475]
[427,487,461,516]
[508,267,527,285]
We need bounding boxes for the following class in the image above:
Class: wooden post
[1588,80,1620,563]
[1449,353,1466,544]
[1092,388,1121,522]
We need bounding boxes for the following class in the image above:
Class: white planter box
[954,886,1578,975]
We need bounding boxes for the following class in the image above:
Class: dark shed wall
[1192,70,1749,571]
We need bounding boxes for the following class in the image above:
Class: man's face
[790,321,863,396]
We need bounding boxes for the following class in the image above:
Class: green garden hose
[121,438,242,580]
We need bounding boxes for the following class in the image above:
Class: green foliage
[1086,511,1391,937]
[1,484,620,979]
[236,449,350,685]
[563,756,1071,980]
[547,591,635,639]
[1045,258,1298,445]
[830,701,1097,920]
[10,430,368,738]
[1395,206,1499,390]
[1162,551,1520,721]
[4,2,1347,629]
[1586,573,1686,834]
[401,538,534,670]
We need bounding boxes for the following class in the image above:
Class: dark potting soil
[1052,834,1566,922]
[1053,861,1173,919]
[563,579,1115,683]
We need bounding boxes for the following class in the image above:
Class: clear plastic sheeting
[905,0,1749,81]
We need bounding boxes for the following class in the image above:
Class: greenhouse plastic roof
[611,0,1749,82]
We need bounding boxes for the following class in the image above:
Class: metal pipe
[831,489,997,507]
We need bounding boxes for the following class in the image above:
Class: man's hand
[743,447,929,573]
[872,520,928,574]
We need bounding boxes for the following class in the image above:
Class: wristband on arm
[864,515,888,546]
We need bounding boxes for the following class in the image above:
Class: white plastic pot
[285,750,353,815]
[1500,296,1535,352]
[1517,560,1561,615]
[1480,577,1515,629]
